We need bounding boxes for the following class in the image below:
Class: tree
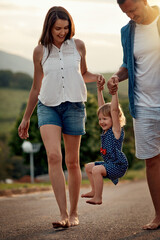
[0,70,12,87]
[9,107,48,177]
[0,133,29,180]
[9,92,107,176]
[9,91,137,178]
[0,70,32,90]
[79,92,102,168]
[0,134,10,180]
[120,100,137,168]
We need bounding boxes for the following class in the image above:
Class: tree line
[0,70,32,90]
[0,70,143,181]
[8,92,140,180]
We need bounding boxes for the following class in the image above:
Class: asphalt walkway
[0,180,160,240]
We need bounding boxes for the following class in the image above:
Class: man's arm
[107,67,128,95]
[112,67,128,82]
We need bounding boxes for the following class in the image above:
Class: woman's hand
[18,119,30,139]
[97,75,105,91]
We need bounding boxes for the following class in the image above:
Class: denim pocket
[72,102,85,111]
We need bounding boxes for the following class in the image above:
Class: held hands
[107,75,119,95]
[97,74,105,91]
[18,119,30,139]
[97,74,118,94]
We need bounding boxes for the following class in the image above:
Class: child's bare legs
[81,163,95,198]
[86,165,106,205]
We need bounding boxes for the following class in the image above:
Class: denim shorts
[133,106,160,159]
[37,100,86,135]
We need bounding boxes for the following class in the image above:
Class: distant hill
[0,50,33,77]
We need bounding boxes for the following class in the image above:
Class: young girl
[81,80,128,205]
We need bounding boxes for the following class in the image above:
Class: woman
[18,6,105,228]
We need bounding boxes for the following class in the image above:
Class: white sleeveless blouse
[38,38,87,106]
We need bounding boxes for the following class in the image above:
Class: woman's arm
[74,39,105,84]
[18,45,43,139]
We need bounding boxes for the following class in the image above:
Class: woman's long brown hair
[39,6,75,60]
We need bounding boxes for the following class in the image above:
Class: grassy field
[0,168,146,193]
[86,73,128,98]
[0,77,128,135]
[0,88,29,134]
[103,72,128,99]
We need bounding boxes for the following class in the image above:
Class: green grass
[84,168,146,185]
[0,88,29,134]
[0,182,51,191]
[101,168,146,183]
[103,72,128,98]
[87,72,128,98]
[0,169,146,191]
[0,76,128,135]
[121,168,146,181]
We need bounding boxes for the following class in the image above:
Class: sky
[0,0,159,73]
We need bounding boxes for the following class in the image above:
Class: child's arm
[111,90,121,140]
[97,76,105,107]
[97,87,105,107]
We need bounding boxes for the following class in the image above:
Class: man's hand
[107,75,119,95]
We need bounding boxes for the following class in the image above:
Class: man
[107,0,160,230]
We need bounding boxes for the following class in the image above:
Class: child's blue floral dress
[95,127,128,185]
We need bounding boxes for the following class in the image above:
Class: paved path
[0,180,160,240]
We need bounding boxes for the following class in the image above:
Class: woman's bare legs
[40,125,69,227]
[63,134,82,226]
[81,163,95,198]
[143,154,160,230]
[86,165,106,205]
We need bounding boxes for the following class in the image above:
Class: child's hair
[97,103,126,127]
